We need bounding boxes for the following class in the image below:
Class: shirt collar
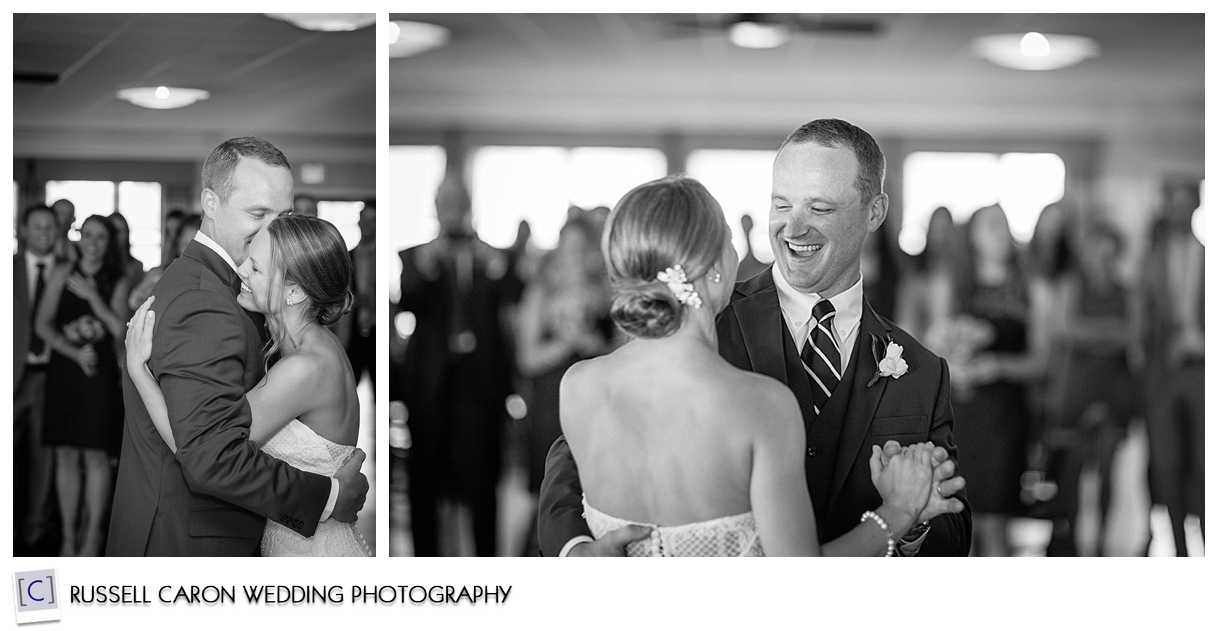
[193,231,240,275]
[25,250,55,267]
[772,265,864,336]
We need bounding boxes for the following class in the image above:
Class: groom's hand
[567,525,652,557]
[332,449,369,523]
[918,453,965,523]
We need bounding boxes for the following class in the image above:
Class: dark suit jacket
[14,253,30,388]
[398,242,521,462]
[107,241,331,556]
[538,267,971,556]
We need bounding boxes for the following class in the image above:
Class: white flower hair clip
[657,264,703,309]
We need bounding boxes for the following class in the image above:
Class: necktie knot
[812,299,836,324]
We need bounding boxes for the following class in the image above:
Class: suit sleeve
[920,357,973,556]
[536,435,592,556]
[155,289,331,537]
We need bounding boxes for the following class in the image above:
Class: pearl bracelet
[861,510,896,557]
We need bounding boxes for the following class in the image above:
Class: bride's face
[236,228,280,314]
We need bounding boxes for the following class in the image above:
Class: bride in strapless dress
[126,215,370,557]
[562,176,949,556]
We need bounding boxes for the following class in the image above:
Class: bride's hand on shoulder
[870,441,932,530]
[125,296,155,373]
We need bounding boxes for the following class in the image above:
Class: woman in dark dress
[1044,223,1139,555]
[948,204,1048,556]
[34,215,131,556]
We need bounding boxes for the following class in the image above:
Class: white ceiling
[389,13,1204,140]
[13,13,375,161]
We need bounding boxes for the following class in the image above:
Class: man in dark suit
[538,119,970,556]
[107,137,368,556]
[399,177,522,556]
[13,204,61,553]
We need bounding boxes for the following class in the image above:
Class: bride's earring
[709,271,722,283]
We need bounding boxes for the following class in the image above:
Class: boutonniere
[867,333,909,387]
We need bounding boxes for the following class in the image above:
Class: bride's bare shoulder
[717,368,802,432]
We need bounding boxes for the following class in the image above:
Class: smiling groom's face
[769,141,886,299]
[202,157,293,265]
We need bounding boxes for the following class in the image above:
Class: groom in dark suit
[538,119,971,556]
[107,137,367,556]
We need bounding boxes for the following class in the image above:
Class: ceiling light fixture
[389,20,451,58]
[116,86,210,110]
[264,13,375,32]
[728,20,790,49]
[973,32,1099,71]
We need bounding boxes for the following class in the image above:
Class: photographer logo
[13,569,60,624]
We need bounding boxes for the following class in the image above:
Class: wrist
[876,503,918,536]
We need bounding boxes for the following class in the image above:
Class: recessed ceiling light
[389,21,450,58]
[973,33,1099,71]
[116,86,210,110]
[729,21,790,49]
[264,13,375,32]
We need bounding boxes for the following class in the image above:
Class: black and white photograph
[12,13,376,557]
[387,13,1204,557]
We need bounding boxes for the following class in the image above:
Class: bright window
[470,146,666,249]
[318,200,365,251]
[119,181,163,271]
[901,152,1065,254]
[687,149,777,263]
[46,180,163,271]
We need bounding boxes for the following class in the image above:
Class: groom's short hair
[778,118,886,202]
[202,137,291,202]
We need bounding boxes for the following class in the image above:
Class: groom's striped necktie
[801,299,841,417]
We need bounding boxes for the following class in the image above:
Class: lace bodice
[583,497,764,557]
[259,420,371,557]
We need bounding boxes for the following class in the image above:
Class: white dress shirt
[773,266,863,372]
[191,232,340,522]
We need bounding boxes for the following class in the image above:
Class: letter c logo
[27,579,44,602]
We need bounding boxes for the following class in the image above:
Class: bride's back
[562,337,789,526]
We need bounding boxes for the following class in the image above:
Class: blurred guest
[860,221,900,320]
[34,214,131,556]
[515,212,614,553]
[294,193,319,217]
[106,212,147,291]
[347,199,376,387]
[399,176,522,556]
[1139,181,1204,556]
[507,219,540,284]
[50,198,78,263]
[13,205,61,553]
[1044,222,1138,555]
[735,214,768,282]
[897,206,959,339]
[160,209,187,268]
[947,204,1047,556]
[128,214,200,310]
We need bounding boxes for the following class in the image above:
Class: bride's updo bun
[604,175,727,339]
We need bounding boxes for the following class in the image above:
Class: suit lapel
[732,271,788,384]
[828,297,891,511]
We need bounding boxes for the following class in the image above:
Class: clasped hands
[869,440,966,533]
